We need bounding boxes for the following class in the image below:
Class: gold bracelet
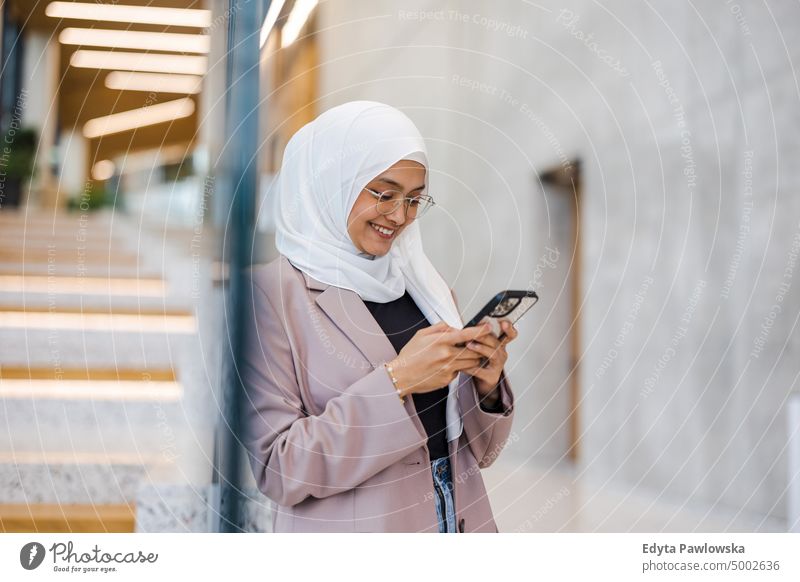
[384,362,405,403]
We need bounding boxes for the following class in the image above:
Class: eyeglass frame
[362,187,436,218]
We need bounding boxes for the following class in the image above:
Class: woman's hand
[462,319,519,407]
[388,321,495,397]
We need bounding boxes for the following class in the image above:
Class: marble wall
[313,0,800,527]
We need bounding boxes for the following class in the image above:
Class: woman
[241,101,518,533]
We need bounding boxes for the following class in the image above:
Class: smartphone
[456,290,539,345]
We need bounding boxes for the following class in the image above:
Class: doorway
[539,160,582,463]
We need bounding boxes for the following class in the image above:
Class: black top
[363,290,450,461]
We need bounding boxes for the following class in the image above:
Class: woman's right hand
[387,321,494,397]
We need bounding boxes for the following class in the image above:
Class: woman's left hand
[462,319,518,404]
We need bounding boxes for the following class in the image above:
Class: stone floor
[483,454,788,533]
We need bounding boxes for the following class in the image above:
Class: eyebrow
[375,177,426,192]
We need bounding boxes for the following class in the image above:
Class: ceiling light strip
[70,50,207,75]
[59,28,210,53]
[105,71,203,94]
[45,2,211,28]
[83,98,195,138]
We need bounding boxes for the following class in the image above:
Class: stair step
[0,247,139,265]
[0,264,161,277]
[0,211,114,225]
[0,502,136,532]
[0,366,180,401]
[0,295,190,314]
[0,364,187,460]
[0,234,123,246]
[0,240,131,253]
[0,460,148,505]
[0,398,188,464]
[0,450,171,465]
[0,273,166,297]
[0,328,195,366]
[0,305,196,333]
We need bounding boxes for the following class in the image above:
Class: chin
[361,233,395,257]
[366,246,390,257]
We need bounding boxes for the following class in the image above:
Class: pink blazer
[240,254,515,532]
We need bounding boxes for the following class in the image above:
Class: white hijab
[273,100,464,443]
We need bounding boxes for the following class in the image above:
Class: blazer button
[458,518,465,533]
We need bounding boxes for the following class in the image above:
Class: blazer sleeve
[240,272,428,508]
[451,288,515,469]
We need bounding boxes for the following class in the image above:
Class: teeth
[370,223,394,236]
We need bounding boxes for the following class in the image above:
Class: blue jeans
[431,456,457,533]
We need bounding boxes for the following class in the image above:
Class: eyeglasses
[363,187,436,218]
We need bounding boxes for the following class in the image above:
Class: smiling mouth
[369,222,396,238]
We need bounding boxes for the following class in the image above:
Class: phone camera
[490,297,520,317]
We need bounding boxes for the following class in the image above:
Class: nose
[385,201,408,226]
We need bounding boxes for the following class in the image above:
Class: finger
[451,349,484,365]
[479,346,507,369]
[469,333,500,349]
[449,323,493,343]
[505,321,518,339]
[485,356,503,372]
[476,351,498,369]
[463,340,492,357]
[451,343,484,358]
[471,337,507,358]
[461,366,486,380]
[422,322,454,337]
[463,366,490,382]
[453,358,481,370]
[460,341,495,358]
[456,358,484,372]
[499,321,517,344]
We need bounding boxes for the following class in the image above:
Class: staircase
[0,209,221,532]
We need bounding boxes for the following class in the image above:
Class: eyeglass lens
[375,190,432,216]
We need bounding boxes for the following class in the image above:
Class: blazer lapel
[302,270,398,370]
[299,266,431,447]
